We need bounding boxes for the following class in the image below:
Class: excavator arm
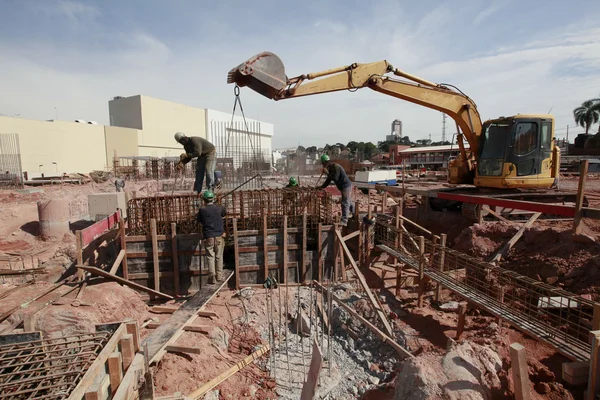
[228,52,483,183]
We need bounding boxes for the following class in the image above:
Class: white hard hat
[174,132,186,143]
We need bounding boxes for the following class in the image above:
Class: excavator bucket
[227,52,287,99]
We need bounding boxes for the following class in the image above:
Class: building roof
[399,144,470,154]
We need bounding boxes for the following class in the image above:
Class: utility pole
[566,125,569,144]
[442,113,447,143]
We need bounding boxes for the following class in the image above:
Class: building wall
[104,126,140,167]
[109,95,208,158]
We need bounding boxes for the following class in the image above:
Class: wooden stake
[417,236,425,308]
[300,339,324,400]
[456,303,467,339]
[574,160,589,235]
[510,343,531,400]
[588,330,600,400]
[125,320,140,352]
[107,352,124,395]
[263,214,269,281]
[119,210,128,280]
[119,334,135,370]
[435,234,447,302]
[171,222,180,296]
[76,230,84,280]
[489,212,541,264]
[233,218,240,289]
[150,219,160,296]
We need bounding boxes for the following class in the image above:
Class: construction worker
[114,177,125,192]
[196,191,226,284]
[286,177,298,188]
[174,132,216,195]
[318,154,353,226]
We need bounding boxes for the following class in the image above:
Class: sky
[1,0,600,149]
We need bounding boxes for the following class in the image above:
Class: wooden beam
[510,343,531,400]
[171,223,180,296]
[314,281,413,359]
[120,334,135,370]
[233,218,240,289]
[197,310,217,318]
[342,230,360,241]
[483,205,512,223]
[188,344,271,399]
[588,331,600,400]
[398,214,432,236]
[125,320,140,352]
[417,236,425,308]
[150,218,160,296]
[489,212,541,264]
[456,303,467,339]
[76,266,173,300]
[119,210,128,280]
[166,345,202,354]
[70,324,128,400]
[334,229,394,338]
[146,322,210,334]
[300,339,323,400]
[316,294,329,332]
[263,214,269,281]
[150,305,180,314]
[109,250,126,275]
[435,234,447,302]
[574,160,589,235]
[76,230,84,280]
[108,352,124,395]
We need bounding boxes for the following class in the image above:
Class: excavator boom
[228,51,482,184]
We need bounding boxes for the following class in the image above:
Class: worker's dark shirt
[197,203,226,239]
[182,137,215,164]
[320,163,351,191]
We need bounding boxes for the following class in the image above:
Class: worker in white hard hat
[174,132,217,194]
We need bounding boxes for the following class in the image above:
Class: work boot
[341,218,348,227]
[207,275,216,285]
[216,274,223,282]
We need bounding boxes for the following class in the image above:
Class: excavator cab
[474,115,558,189]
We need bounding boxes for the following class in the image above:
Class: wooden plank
[283,216,288,283]
[125,320,140,352]
[76,266,173,300]
[342,230,360,241]
[0,282,65,324]
[398,214,432,236]
[314,281,413,359]
[198,310,217,318]
[317,222,323,282]
[334,230,394,338]
[183,324,210,334]
[588,331,600,400]
[109,250,126,275]
[108,352,124,395]
[417,236,425,308]
[489,212,541,263]
[148,271,233,364]
[483,205,512,223]
[120,334,135,370]
[150,305,180,314]
[171,223,180,296]
[591,305,600,345]
[316,294,329,332]
[76,230,84,280]
[150,218,160,296]
[233,218,240,289]
[187,344,270,399]
[166,345,202,354]
[263,214,268,281]
[574,160,589,234]
[582,207,600,220]
[81,212,120,246]
[302,213,307,282]
[119,211,129,280]
[300,339,323,400]
[510,343,531,400]
[69,323,127,400]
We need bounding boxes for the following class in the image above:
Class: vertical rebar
[297,267,306,380]
[328,270,333,376]
[269,283,276,381]
[285,279,292,387]
[265,287,273,376]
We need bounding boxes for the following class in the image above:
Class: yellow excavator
[227,52,575,219]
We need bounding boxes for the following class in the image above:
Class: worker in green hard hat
[286,177,299,188]
[318,154,354,226]
[196,191,226,284]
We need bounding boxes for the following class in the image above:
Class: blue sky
[1,0,599,148]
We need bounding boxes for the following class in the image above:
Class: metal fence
[374,219,596,361]
[0,133,23,189]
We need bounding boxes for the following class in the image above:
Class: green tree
[573,99,600,135]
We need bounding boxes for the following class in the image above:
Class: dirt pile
[393,341,502,400]
[25,282,148,338]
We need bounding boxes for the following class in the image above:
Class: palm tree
[594,98,600,134]
[573,99,600,134]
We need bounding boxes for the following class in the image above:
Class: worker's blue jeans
[341,186,354,221]
[194,150,216,193]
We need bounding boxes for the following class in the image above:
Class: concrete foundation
[37,199,70,239]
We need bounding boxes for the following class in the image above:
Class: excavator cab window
[477,122,510,177]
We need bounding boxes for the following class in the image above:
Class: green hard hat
[320,154,330,163]
[288,177,298,187]
[202,191,215,201]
